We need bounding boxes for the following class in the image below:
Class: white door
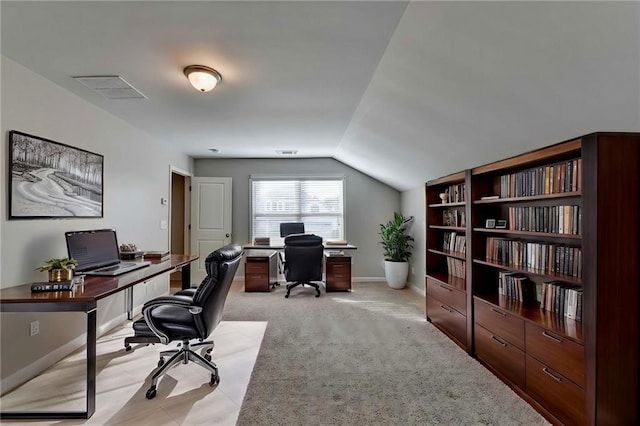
[190,177,232,283]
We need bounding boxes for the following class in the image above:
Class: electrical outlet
[160,220,168,229]
[30,321,40,336]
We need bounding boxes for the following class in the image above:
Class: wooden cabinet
[244,250,278,292]
[325,254,351,291]
[425,171,471,351]
[425,132,640,425]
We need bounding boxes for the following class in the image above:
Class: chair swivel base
[285,281,321,298]
[145,339,219,400]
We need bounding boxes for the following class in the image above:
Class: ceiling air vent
[72,75,146,100]
[276,150,298,155]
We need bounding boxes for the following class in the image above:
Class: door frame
[169,166,192,256]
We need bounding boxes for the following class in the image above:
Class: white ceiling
[2,1,639,191]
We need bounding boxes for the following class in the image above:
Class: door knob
[226,233,230,238]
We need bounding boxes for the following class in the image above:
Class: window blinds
[251,177,344,242]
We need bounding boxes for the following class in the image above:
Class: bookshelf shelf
[425,133,640,425]
[429,225,465,232]
[426,272,466,292]
[473,191,581,204]
[473,258,583,285]
[474,294,583,343]
[428,201,466,208]
[473,228,582,240]
[427,248,466,261]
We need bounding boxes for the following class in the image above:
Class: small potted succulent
[36,257,79,282]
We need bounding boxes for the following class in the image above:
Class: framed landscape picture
[9,130,104,219]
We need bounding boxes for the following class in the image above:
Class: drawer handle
[490,308,506,317]
[491,335,507,347]
[542,331,563,343]
[542,367,563,382]
[440,304,452,313]
[439,284,453,292]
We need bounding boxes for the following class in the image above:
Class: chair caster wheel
[157,357,165,368]
[315,293,320,297]
[210,374,220,386]
[146,386,157,399]
[204,354,211,362]
[285,294,289,298]
[125,345,132,352]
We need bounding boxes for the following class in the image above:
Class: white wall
[0,57,192,390]
[401,186,425,294]
[194,158,400,279]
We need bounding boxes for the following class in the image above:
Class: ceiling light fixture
[209,148,219,153]
[183,65,222,93]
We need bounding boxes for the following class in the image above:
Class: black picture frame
[8,130,104,219]
[495,219,508,229]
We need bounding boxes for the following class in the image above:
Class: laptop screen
[66,229,121,272]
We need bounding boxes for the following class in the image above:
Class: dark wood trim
[473,228,582,240]
[472,138,582,175]
[473,191,581,204]
[473,259,583,285]
[427,171,466,186]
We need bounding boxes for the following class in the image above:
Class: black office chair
[283,234,324,298]
[124,244,243,399]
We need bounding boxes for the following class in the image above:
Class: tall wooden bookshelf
[425,171,472,351]
[425,133,639,425]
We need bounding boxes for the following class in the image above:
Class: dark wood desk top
[0,254,198,304]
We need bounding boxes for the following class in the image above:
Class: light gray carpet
[223,282,549,426]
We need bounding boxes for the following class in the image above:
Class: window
[251,176,345,242]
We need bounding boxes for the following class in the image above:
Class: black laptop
[65,229,150,276]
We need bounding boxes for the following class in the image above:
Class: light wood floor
[0,314,266,425]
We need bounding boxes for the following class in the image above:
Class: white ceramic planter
[383,260,408,289]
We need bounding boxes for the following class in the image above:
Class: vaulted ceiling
[2,1,639,191]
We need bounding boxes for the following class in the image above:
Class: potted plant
[36,257,79,282]
[379,212,414,289]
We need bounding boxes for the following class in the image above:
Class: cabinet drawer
[426,277,466,315]
[326,263,351,274]
[526,355,585,426]
[525,323,584,388]
[245,263,268,274]
[427,296,466,347]
[475,324,525,389]
[474,298,524,350]
[245,275,269,292]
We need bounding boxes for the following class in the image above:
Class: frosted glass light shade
[183,65,222,93]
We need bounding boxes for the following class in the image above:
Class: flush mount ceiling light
[183,65,222,93]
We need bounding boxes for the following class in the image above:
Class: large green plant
[379,212,414,262]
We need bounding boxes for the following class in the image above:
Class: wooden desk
[244,250,278,292]
[0,254,198,420]
[243,243,357,251]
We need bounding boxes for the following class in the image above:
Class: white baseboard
[407,281,426,297]
[352,277,386,283]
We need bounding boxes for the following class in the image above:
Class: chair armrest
[142,294,193,311]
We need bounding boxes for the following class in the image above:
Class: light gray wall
[0,57,192,389]
[194,158,400,279]
[401,186,426,294]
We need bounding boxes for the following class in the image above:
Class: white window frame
[249,174,346,242]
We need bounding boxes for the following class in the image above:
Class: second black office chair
[282,234,324,298]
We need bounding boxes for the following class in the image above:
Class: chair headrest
[284,234,323,246]
[205,244,243,264]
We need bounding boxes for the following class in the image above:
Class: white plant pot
[383,260,408,289]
